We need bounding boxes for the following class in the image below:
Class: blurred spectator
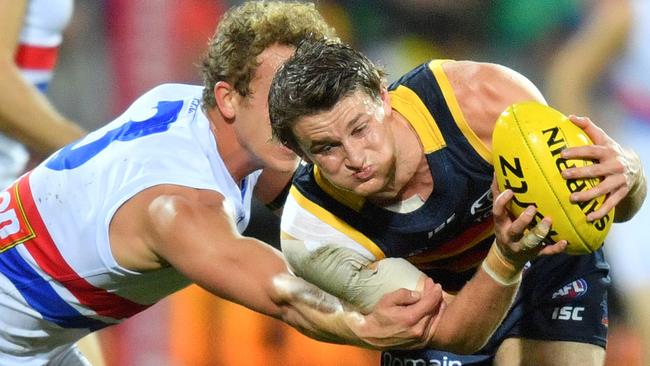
[546,0,649,364]
[0,0,85,188]
[0,0,106,363]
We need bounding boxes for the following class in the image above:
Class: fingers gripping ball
[492,102,614,254]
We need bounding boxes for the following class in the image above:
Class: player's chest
[353,171,493,258]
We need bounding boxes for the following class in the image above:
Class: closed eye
[351,123,367,136]
[312,143,339,155]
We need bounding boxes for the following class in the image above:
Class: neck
[370,111,432,205]
[206,109,259,183]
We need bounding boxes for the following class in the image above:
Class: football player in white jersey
[0,2,449,365]
[0,0,86,189]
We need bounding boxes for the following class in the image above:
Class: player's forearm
[0,60,85,154]
[271,273,373,348]
[429,244,521,354]
[431,267,519,354]
[273,272,449,351]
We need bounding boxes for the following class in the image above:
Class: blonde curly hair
[200,1,337,109]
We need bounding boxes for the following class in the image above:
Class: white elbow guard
[282,239,424,313]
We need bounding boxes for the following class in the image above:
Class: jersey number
[46,100,184,170]
[0,187,35,252]
[0,191,20,241]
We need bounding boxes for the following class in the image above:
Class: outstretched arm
[545,0,631,118]
[271,272,444,349]
[116,184,441,350]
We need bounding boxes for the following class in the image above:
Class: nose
[343,142,365,170]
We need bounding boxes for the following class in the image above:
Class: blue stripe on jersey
[35,82,49,93]
[0,248,109,330]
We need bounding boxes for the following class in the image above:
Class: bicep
[148,188,289,316]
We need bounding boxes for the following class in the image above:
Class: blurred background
[45,0,647,364]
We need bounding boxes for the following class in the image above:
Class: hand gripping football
[492,102,614,255]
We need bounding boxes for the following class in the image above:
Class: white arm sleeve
[281,192,425,313]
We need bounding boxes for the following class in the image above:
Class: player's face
[293,91,397,197]
[235,44,299,173]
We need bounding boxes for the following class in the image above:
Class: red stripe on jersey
[410,217,494,264]
[17,174,150,319]
[14,44,59,70]
[415,240,492,273]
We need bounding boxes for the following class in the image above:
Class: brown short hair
[269,39,386,154]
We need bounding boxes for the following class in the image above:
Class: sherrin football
[492,102,614,255]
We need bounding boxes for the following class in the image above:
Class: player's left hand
[355,278,444,349]
[560,115,643,221]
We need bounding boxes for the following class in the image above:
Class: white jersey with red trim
[0,0,74,190]
[0,83,260,363]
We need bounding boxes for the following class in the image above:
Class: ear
[214,81,236,120]
[380,87,392,117]
[288,127,311,162]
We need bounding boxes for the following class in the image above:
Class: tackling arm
[141,185,440,350]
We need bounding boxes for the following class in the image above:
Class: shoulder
[110,184,228,271]
[442,60,547,146]
[145,185,231,235]
[113,83,205,130]
[444,60,545,104]
[135,83,204,105]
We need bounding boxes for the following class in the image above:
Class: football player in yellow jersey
[269,39,647,365]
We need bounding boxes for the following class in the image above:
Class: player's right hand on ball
[491,180,568,267]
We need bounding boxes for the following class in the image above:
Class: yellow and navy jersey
[290,60,494,292]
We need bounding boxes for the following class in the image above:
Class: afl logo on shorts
[551,278,588,300]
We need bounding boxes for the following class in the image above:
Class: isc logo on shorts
[552,306,585,321]
[0,184,35,252]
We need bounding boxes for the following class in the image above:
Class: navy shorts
[381,249,610,366]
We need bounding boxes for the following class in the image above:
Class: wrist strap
[481,243,522,286]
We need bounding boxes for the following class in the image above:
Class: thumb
[379,287,422,307]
